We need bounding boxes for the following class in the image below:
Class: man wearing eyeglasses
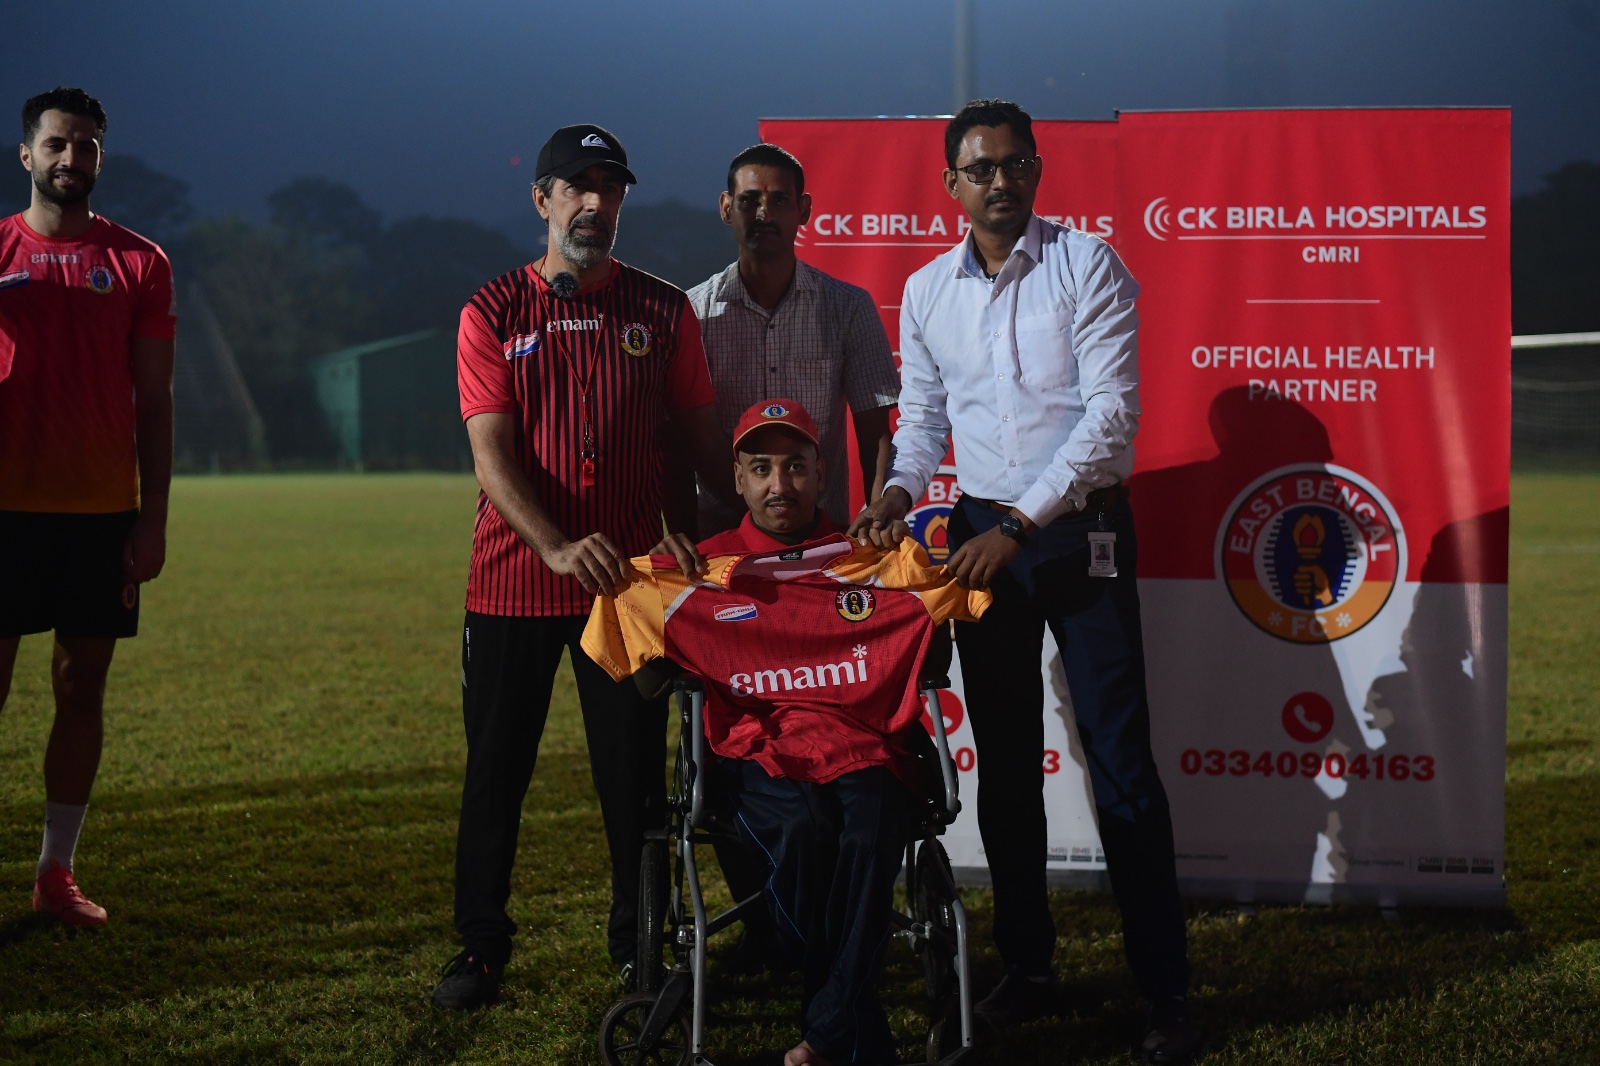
[849,99,1197,1064]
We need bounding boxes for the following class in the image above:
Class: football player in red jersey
[0,87,177,928]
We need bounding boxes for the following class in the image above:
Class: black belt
[963,483,1127,516]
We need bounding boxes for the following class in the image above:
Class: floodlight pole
[954,0,976,112]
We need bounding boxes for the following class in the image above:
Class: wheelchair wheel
[636,840,669,994]
[912,839,959,1005]
[598,991,691,1066]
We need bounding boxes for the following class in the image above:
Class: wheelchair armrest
[633,657,688,702]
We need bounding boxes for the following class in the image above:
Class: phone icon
[1281,691,1333,743]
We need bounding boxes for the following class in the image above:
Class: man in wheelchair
[584,400,988,1065]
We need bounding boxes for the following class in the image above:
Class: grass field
[1,473,1596,1065]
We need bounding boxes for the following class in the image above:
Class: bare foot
[784,1040,833,1066]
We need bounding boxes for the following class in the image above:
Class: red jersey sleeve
[666,302,716,412]
[458,303,515,420]
[132,247,177,340]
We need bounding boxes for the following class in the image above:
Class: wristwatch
[998,513,1029,545]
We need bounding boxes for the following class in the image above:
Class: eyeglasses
[953,156,1039,184]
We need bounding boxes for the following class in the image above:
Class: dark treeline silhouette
[1511,160,1600,336]
[3,154,1591,466]
[0,156,734,467]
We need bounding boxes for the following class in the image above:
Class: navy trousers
[949,497,1188,1000]
[724,760,914,1065]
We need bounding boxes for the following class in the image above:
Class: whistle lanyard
[552,313,602,489]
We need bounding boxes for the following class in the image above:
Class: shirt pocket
[1013,309,1075,390]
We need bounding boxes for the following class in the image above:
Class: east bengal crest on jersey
[84,265,115,294]
[835,586,876,623]
[620,321,652,357]
[1216,463,1404,644]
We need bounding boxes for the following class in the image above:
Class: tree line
[1,156,1594,466]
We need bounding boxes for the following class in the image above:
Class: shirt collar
[715,257,818,311]
[952,213,1044,279]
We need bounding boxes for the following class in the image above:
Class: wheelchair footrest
[639,970,693,1049]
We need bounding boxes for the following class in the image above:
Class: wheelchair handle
[922,683,962,821]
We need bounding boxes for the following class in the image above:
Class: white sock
[38,802,88,878]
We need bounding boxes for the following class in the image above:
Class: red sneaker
[33,863,108,927]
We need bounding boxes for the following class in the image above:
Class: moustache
[49,167,88,180]
[763,495,800,508]
[984,191,1020,207]
[568,212,611,236]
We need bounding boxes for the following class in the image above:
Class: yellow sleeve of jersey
[580,555,740,681]
[828,538,992,623]
[581,559,669,681]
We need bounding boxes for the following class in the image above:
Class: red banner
[756,110,1509,905]
[1120,109,1511,587]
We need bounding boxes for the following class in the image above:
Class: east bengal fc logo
[84,265,116,294]
[835,586,875,622]
[620,322,652,357]
[1216,464,1405,644]
[905,469,961,564]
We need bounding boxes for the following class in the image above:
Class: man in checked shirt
[687,143,899,972]
[688,144,898,539]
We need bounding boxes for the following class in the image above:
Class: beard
[555,210,616,270]
[34,164,96,207]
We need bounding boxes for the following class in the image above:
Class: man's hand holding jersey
[846,485,913,550]
[649,532,705,581]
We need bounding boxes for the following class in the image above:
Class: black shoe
[974,972,1059,1029]
[1141,997,1199,1065]
[432,950,502,1010]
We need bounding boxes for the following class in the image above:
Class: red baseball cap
[732,399,820,456]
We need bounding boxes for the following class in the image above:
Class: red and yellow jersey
[582,531,990,786]
[0,213,176,513]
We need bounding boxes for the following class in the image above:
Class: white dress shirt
[885,214,1141,528]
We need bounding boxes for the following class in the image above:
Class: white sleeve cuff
[1015,480,1080,529]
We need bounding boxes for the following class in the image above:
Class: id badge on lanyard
[1087,531,1117,577]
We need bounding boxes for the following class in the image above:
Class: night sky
[6,0,1597,231]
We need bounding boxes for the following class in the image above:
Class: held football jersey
[0,214,176,513]
[582,534,991,786]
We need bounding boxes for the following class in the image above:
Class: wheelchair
[597,632,977,1066]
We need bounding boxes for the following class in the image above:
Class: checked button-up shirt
[688,259,899,529]
[886,214,1141,529]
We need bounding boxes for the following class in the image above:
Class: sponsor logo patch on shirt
[0,270,29,290]
[714,603,759,622]
[504,333,541,360]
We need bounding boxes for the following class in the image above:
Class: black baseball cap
[535,124,638,185]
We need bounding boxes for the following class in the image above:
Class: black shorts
[0,510,140,639]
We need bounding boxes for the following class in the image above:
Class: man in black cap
[436,123,734,1009]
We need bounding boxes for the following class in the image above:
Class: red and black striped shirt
[458,259,716,616]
